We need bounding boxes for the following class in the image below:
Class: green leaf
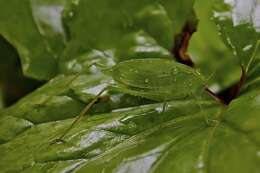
[0,0,67,79]
[1,83,260,172]
[30,0,67,58]
[59,0,197,74]
[2,72,143,124]
[213,0,260,70]
[0,97,219,172]
[0,0,260,172]
[189,0,241,91]
[0,115,32,144]
[0,36,43,106]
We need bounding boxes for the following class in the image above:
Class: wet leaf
[0,0,260,173]
[0,0,67,79]
[189,0,241,91]
[213,0,260,70]
[59,0,197,73]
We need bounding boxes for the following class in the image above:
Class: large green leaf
[0,0,67,79]
[1,76,260,172]
[1,55,260,172]
[189,0,241,91]
[58,0,197,74]
[214,0,260,70]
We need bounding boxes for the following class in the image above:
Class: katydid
[52,58,212,143]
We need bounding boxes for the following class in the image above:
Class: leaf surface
[214,0,260,70]
[0,0,260,173]
[0,0,67,79]
[59,0,197,74]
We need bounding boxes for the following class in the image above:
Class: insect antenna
[191,90,210,126]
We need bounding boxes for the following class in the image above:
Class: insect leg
[51,87,108,144]
[162,101,168,114]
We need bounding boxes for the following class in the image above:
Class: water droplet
[68,11,74,17]
[155,107,163,113]
[256,151,260,157]
[171,68,178,75]
[253,95,260,106]
[71,0,79,6]
[226,37,237,56]
[197,155,205,172]
[243,44,253,51]
[209,84,221,93]
[195,69,201,75]
[207,119,219,127]
[197,161,204,169]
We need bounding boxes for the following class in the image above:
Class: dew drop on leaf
[195,69,201,75]
[197,162,204,169]
[155,107,163,113]
[242,44,253,52]
[172,67,178,75]
[71,0,79,6]
[257,151,260,158]
[207,119,219,127]
[68,11,74,17]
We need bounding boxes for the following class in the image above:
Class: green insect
[109,58,205,101]
[52,58,208,144]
